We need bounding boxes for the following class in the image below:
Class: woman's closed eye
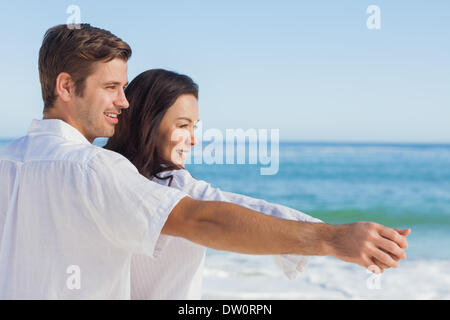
[179,123,198,129]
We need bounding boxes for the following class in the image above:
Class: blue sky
[0,0,449,142]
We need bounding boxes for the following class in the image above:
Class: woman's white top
[130,169,322,299]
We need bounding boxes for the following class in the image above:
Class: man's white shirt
[0,119,186,299]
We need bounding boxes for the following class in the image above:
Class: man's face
[70,58,129,143]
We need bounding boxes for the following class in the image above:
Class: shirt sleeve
[83,149,187,258]
[161,169,323,280]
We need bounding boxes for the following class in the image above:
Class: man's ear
[55,72,75,103]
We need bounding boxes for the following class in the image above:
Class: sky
[0,0,449,143]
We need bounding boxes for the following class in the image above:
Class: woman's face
[157,94,199,167]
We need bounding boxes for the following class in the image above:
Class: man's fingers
[375,236,406,260]
[379,226,408,249]
[369,246,398,268]
[394,228,411,236]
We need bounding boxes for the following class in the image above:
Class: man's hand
[326,222,410,273]
[371,228,411,273]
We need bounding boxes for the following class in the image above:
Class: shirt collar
[27,119,91,145]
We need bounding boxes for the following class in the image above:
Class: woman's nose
[190,131,198,146]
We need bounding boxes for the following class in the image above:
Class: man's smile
[104,112,120,124]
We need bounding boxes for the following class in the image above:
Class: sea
[1,138,449,299]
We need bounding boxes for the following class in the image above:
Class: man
[0,24,409,299]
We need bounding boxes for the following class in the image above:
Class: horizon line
[1,137,450,147]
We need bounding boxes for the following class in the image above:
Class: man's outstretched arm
[162,197,408,270]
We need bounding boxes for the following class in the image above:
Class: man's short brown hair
[38,24,132,110]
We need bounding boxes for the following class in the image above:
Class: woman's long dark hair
[104,69,198,181]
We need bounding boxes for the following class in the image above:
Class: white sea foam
[202,253,450,300]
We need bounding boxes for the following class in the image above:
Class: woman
[104,69,324,299]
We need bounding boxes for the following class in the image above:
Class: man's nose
[115,88,129,110]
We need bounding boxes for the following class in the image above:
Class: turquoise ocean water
[185,141,450,261]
